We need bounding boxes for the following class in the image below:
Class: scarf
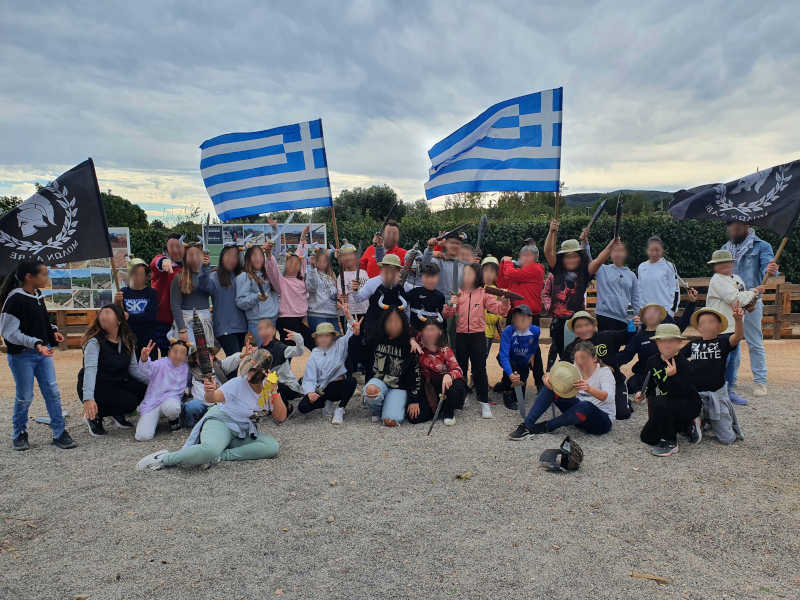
[723,228,756,263]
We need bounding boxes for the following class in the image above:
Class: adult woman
[306,248,340,333]
[136,349,283,471]
[199,244,248,356]
[235,244,280,341]
[637,236,683,319]
[78,304,148,437]
[1,261,76,450]
[170,243,213,346]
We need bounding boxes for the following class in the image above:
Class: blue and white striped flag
[200,119,333,221]
[425,88,562,200]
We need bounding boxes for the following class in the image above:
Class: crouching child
[497,304,541,417]
[414,320,468,426]
[135,340,190,441]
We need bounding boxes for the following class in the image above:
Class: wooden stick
[761,236,788,286]
[554,190,560,221]
[631,572,669,584]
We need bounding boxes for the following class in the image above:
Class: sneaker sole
[652,446,679,457]
[52,440,77,449]
[83,418,107,437]
[110,417,133,429]
[12,444,30,451]
[508,433,532,441]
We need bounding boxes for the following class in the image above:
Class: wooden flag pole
[761,236,788,286]
[554,190,560,221]
[330,204,348,332]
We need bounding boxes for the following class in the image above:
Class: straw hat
[690,307,728,332]
[650,323,685,341]
[339,242,357,254]
[707,249,735,264]
[557,239,582,254]
[127,257,148,274]
[481,255,499,267]
[638,303,667,322]
[312,322,339,338]
[378,254,402,268]
[566,310,597,331]
[549,361,581,398]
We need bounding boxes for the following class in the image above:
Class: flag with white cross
[424,88,563,200]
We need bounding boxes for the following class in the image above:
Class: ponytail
[0,260,45,310]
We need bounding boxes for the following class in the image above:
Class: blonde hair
[179,245,204,295]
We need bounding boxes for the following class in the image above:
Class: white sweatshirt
[705,273,757,334]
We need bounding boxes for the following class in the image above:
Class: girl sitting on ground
[136,349,283,471]
[413,320,467,426]
[134,339,190,441]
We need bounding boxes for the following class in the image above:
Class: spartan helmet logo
[17,193,57,237]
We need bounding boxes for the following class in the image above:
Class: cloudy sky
[1,1,798,220]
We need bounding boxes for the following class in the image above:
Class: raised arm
[543,219,559,268]
[588,238,616,276]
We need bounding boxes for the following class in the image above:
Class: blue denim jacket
[722,235,775,289]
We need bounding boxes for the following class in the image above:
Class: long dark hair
[552,249,590,313]
[368,306,411,347]
[217,245,241,288]
[82,304,137,357]
[0,260,45,310]
[462,263,482,289]
[243,246,268,282]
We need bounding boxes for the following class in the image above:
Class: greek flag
[200,119,333,221]
[425,88,562,200]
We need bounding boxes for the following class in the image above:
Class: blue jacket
[722,235,775,289]
[498,324,541,376]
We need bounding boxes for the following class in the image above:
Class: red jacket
[443,287,508,334]
[149,254,182,325]
[359,245,407,278]
[497,258,544,315]
[418,344,463,380]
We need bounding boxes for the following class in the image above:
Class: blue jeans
[524,387,611,435]
[8,349,64,439]
[307,315,340,334]
[363,378,407,423]
[726,300,767,386]
[181,399,208,428]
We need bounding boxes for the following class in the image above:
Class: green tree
[404,198,431,219]
[101,190,148,228]
[0,195,22,215]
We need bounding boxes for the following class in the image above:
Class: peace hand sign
[665,357,677,377]
[140,339,156,362]
[352,316,364,336]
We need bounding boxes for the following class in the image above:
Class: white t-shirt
[576,365,616,421]
[218,376,260,422]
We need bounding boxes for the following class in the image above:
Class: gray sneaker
[651,440,679,457]
[136,449,169,471]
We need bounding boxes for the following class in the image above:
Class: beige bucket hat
[650,323,685,341]
[566,310,597,332]
[557,239,582,254]
[549,361,581,398]
[690,307,728,332]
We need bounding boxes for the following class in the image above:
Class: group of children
[0,217,774,469]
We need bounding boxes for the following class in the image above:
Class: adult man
[359,220,407,278]
[721,222,778,398]
[498,243,545,313]
[149,233,185,353]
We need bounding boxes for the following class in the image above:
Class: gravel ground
[1,346,799,600]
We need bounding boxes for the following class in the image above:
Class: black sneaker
[503,392,518,411]
[651,439,679,457]
[169,419,181,432]
[530,422,548,434]
[509,423,532,441]
[12,431,29,451]
[52,431,77,449]
[687,417,702,445]
[110,415,134,429]
[84,417,107,437]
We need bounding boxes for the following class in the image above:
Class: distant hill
[563,189,672,208]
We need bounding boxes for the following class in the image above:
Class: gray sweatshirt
[170,269,211,329]
[234,270,280,322]
[594,263,642,322]
[421,248,465,297]
[301,323,354,394]
[306,265,339,317]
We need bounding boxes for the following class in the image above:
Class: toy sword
[484,286,524,301]
[427,392,447,436]
[587,198,608,231]
[613,194,624,240]
[192,310,213,378]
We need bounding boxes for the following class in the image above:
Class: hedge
[130,215,798,282]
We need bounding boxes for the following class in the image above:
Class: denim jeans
[8,349,64,439]
[181,399,208,428]
[726,299,767,387]
[523,386,611,435]
[363,378,407,423]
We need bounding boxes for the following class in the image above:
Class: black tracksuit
[639,354,701,445]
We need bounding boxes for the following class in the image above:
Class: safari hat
[339,242,357,254]
[549,361,581,398]
[690,307,728,332]
[707,249,735,265]
[378,254,402,268]
[481,255,499,267]
[638,303,667,323]
[312,322,339,338]
[566,310,597,332]
[127,257,148,274]
[557,239,582,254]
[237,348,273,377]
[650,323,685,341]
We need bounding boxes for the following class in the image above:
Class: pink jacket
[265,249,308,318]
[444,287,508,334]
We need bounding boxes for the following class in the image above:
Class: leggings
[217,333,246,357]
[161,418,280,467]
[298,375,357,413]
[454,332,489,403]
[276,316,313,348]
[524,387,612,435]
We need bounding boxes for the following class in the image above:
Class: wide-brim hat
[638,303,667,323]
[127,257,148,273]
[566,310,597,332]
[378,254,402,268]
[549,361,581,398]
[690,307,729,332]
[557,239,582,254]
[312,322,340,337]
[481,255,499,267]
[650,323,686,341]
[339,242,357,254]
[707,249,735,264]
[237,348,273,376]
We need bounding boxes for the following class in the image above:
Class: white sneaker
[444,417,456,426]
[371,415,380,423]
[136,449,168,471]
[331,407,344,425]
[752,383,767,397]
[480,402,494,419]
[323,400,335,417]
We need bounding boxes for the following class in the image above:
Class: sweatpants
[77,374,147,419]
[298,375,357,413]
[161,418,279,467]
[409,376,467,423]
[547,317,568,369]
[135,397,182,441]
[524,387,612,435]
[454,332,489,403]
[640,394,702,445]
[277,382,303,402]
[596,315,627,332]
[276,316,313,348]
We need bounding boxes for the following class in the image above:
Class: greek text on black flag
[0,159,112,274]
[670,158,800,237]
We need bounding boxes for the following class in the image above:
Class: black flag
[0,159,112,273]
[670,158,800,236]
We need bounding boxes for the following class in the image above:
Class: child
[235,243,280,342]
[705,249,762,406]
[170,243,213,347]
[257,318,305,404]
[360,307,423,426]
[680,306,745,445]
[637,236,683,319]
[352,254,410,333]
[136,349,283,471]
[266,225,312,347]
[594,240,642,331]
[117,257,160,359]
[134,340,191,441]
[406,263,446,334]
[481,256,505,354]
[300,303,360,424]
[0,261,76,450]
[336,242,369,324]
[306,248,340,333]
[445,263,510,417]
[415,320,468,425]
[635,323,701,457]
[184,345,243,428]
[509,341,615,439]
[199,244,248,357]
[497,304,541,417]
